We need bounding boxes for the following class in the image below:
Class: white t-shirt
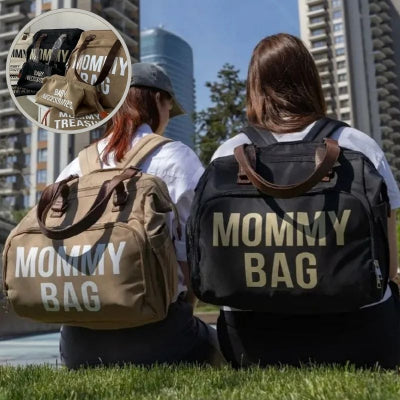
[57,123,205,298]
[211,121,400,309]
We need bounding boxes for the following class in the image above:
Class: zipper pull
[374,260,383,289]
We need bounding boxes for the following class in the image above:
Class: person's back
[208,34,400,368]
[57,63,223,368]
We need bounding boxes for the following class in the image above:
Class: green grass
[0,365,400,400]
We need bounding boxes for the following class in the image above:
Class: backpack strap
[242,125,277,147]
[78,143,102,175]
[115,134,173,169]
[302,117,349,142]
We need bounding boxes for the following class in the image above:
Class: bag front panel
[188,143,389,313]
[27,29,83,74]
[3,171,178,329]
[66,30,129,109]
[10,33,34,85]
[36,75,85,115]
[17,61,63,92]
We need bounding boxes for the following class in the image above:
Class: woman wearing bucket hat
[56,62,224,368]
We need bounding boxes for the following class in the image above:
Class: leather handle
[74,37,121,86]
[234,138,340,199]
[37,167,139,240]
[28,33,47,63]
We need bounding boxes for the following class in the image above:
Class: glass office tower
[141,27,195,148]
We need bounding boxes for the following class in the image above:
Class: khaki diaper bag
[65,30,129,110]
[36,34,121,119]
[3,134,179,329]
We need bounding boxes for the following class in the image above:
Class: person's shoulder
[334,125,384,166]
[152,139,204,179]
[211,133,251,162]
[56,157,81,182]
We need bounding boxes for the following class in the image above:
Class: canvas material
[40,107,112,131]
[66,30,129,110]
[36,75,105,117]
[10,32,34,85]
[2,136,179,329]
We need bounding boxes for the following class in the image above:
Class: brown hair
[247,33,326,133]
[101,86,171,164]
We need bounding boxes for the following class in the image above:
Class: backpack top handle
[234,138,340,199]
[73,35,122,87]
[37,167,139,240]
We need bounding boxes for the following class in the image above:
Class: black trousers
[218,282,400,369]
[60,300,221,369]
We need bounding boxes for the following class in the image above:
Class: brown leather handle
[74,36,122,86]
[234,138,340,199]
[37,167,139,240]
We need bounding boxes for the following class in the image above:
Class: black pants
[60,300,221,369]
[218,283,400,369]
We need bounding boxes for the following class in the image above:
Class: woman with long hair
[57,63,222,368]
[212,34,400,368]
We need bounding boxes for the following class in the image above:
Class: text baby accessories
[187,118,391,313]
[3,134,179,329]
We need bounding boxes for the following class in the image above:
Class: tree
[194,64,246,164]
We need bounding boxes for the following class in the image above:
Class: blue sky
[141,0,300,111]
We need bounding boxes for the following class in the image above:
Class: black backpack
[186,118,391,313]
[17,29,83,93]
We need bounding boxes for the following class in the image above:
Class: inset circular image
[6,8,132,134]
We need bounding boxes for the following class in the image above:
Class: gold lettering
[328,210,351,245]
[296,252,317,289]
[271,253,293,288]
[242,213,263,247]
[244,253,266,287]
[212,213,240,247]
[266,213,294,246]
[296,211,326,246]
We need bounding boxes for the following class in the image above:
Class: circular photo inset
[6,8,132,134]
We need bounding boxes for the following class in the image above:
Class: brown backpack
[2,134,179,329]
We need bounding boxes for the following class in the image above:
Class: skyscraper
[141,27,195,148]
[298,0,400,181]
[0,0,140,216]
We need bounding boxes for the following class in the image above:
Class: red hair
[101,86,171,164]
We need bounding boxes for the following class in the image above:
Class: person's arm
[389,210,399,280]
[178,261,198,308]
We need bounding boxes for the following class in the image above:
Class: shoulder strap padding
[242,125,277,147]
[78,143,102,175]
[116,134,173,169]
[302,118,350,142]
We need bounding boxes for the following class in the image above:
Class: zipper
[374,259,383,290]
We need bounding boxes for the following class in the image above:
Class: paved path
[0,332,60,366]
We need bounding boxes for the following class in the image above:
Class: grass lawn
[0,365,400,400]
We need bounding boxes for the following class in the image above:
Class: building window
[25,134,31,147]
[336,47,346,56]
[7,155,17,164]
[334,35,344,44]
[6,175,17,183]
[24,153,31,167]
[337,61,346,69]
[340,99,349,108]
[341,112,351,120]
[38,129,47,142]
[333,10,342,19]
[3,196,16,207]
[23,173,30,186]
[333,22,343,32]
[314,52,327,61]
[37,148,47,163]
[311,28,325,36]
[310,16,324,24]
[90,129,102,142]
[338,73,347,82]
[23,195,30,208]
[339,87,348,95]
[37,169,47,183]
[332,0,341,8]
[309,4,325,12]
[312,40,327,48]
